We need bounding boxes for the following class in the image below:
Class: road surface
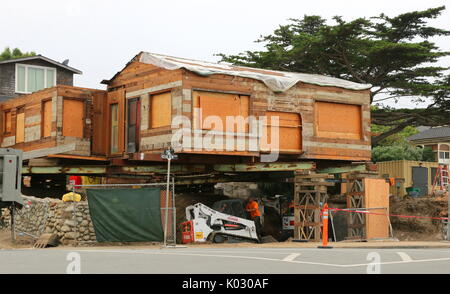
[1,247,450,274]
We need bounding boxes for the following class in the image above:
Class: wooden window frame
[110,103,119,155]
[3,109,12,134]
[41,99,53,139]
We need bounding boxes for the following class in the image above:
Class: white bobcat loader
[181,200,259,243]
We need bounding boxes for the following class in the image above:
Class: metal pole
[447,184,450,241]
[10,203,15,242]
[172,176,176,245]
[164,158,171,247]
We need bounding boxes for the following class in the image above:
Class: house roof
[408,126,450,142]
[0,55,82,74]
[104,52,372,92]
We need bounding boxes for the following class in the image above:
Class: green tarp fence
[87,188,164,242]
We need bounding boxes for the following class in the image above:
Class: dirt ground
[389,194,448,241]
[0,229,36,249]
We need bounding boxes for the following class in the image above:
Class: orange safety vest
[245,200,261,218]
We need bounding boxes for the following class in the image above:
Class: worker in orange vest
[245,197,262,241]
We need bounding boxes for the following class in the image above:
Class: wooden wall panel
[62,99,84,138]
[364,178,390,239]
[42,100,52,138]
[261,111,302,152]
[193,91,249,132]
[91,91,108,155]
[315,101,362,140]
[16,109,25,143]
[150,92,172,128]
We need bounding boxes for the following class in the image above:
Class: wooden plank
[42,100,52,138]
[16,110,25,143]
[294,181,335,186]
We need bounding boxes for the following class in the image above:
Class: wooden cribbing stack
[293,170,333,241]
[346,171,382,241]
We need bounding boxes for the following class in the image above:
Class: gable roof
[408,126,450,142]
[104,52,372,92]
[0,55,82,74]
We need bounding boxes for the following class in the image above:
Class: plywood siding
[315,101,362,140]
[16,109,25,143]
[364,178,390,240]
[150,92,172,128]
[261,111,302,152]
[62,99,84,138]
[42,100,52,138]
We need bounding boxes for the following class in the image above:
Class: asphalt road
[1,247,450,274]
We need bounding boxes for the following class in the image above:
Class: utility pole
[161,147,178,247]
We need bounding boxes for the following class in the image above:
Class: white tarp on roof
[139,52,372,92]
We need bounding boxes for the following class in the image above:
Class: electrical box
[0,148,23,205]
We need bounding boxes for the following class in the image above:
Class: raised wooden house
[100,52,372,164]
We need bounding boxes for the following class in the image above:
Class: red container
[180,220,194,244]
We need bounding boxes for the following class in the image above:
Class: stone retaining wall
[1,195,96,245]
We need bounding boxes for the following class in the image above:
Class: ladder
[433,165,449,192]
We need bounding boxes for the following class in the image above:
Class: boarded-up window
[150,92,171,128]
[42,100,52,138]
[63,99,84,138]
[261,112,302,152]
[315,101,362,140]
[16,108,25,144]
[193,91,249,132]
[3,110,11,133]
[110,104,119,154]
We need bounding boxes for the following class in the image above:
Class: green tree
[0,47,36,62]
[218,7,450,146]
[372,143,423,162]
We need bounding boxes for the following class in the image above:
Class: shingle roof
[0,55,82,74]
[408,126,450,141]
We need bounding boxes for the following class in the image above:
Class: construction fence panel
[87,188,164,242]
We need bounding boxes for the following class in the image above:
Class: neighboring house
[0,55,82,102]
[408,126,450,166]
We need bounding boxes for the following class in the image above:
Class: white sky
[1,0,449,109]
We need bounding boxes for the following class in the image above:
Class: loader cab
[212,199,247,219]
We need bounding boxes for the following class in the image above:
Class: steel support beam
[22,161,317,175]
[213,162,315,172]
[317,164,367,174]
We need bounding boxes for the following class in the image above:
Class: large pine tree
[218,7,450,145]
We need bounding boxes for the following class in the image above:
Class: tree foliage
[218,7,450,145]
[0,47,36,62]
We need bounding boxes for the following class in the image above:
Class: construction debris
[33,233,59,248]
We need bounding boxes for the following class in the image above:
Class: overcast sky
[1,0,449,109]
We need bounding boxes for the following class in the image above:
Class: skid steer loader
[180,199,260,244]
